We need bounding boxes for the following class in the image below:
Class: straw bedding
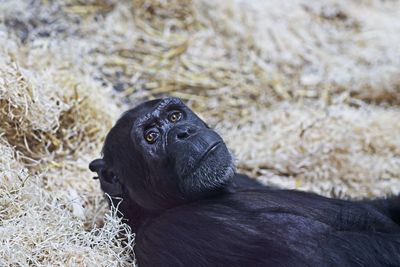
[0,0,399,265]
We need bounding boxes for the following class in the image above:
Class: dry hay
[0,29,134,265]
[221,102,400,198]
[0,138,134,266]
[0,0,399,265]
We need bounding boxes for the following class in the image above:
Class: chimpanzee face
[90,97,234,210]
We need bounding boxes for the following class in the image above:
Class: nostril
[176,126,198,140]
[177,131,190,140]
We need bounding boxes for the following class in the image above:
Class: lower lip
[200,142,222,162]
[208,142,221,154]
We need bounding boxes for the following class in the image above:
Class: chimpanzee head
[89,97,234,211]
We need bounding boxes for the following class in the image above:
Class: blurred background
[0,0,399,265]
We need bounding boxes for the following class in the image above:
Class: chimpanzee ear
[89,159,106,174]
[89,158,118,184]
[89,158,123,196]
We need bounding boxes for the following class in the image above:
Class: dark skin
[90,97,400,266]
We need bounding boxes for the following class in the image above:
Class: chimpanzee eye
[168,111,182,123]
[144,130,159,144]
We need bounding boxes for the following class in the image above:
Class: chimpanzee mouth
[177,140,232,185]
[198,141,222,164]
[180,140,234,196]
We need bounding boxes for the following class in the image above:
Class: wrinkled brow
[134,97,183,128]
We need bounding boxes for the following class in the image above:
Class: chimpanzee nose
[175,125,197,140]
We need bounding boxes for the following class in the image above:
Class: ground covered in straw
[0,0,399,265]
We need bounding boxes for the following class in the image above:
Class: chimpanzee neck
[111,195,154,231]
[119,186,233,232]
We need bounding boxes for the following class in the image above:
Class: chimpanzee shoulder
[135,190,400,266]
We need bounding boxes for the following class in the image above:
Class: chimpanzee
[89,97,400,266]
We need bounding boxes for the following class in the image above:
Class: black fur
[90,97,400,266]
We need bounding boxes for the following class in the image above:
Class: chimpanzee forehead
[152,97,183,112]
[131,97,185,126]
